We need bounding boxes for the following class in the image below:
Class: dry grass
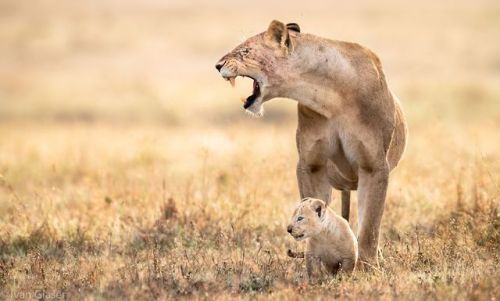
[0,123,497,300]
[0,0,499,300]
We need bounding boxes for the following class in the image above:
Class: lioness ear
[286,23,300,33]
[310,199,325,218]
[265,20,291,51]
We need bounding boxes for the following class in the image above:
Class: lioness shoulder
[287,197,358,278]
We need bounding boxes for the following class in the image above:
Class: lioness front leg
[356,165,389,268]
[297,161,332,205]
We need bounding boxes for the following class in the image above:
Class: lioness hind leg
[357,166,389,268]
[341,190,350,221]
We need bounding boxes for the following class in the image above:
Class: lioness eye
[241,48,250,54]
[297,216,304,222]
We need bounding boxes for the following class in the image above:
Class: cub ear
[265,20,292,50]
[286,23,300,33]
[310,199,326,218]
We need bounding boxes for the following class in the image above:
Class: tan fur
[216,20,408,267]
[287,198,358,280]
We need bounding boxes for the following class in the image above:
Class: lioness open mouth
[223,75,261,109]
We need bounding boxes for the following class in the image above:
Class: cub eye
[241,48,250,55]
[297,216,304,222]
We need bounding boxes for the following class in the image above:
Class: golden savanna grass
[0,0,499,300]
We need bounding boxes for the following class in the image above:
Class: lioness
[215,20,407,267]
[287,198,358,280]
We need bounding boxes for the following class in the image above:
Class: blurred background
[1,0,499,126]
[0,0,499,232]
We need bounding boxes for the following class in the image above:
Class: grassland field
[0,0,499,300]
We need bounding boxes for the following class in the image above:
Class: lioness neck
[282,34,361,118]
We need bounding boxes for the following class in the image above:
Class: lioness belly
[326,159,358,190]
[326,131,358,191]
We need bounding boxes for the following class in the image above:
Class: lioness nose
[287,225,293,234]
[215,62,224,71]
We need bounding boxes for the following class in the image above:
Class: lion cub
[287,197,358,279]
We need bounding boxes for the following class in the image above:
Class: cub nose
[287,225,293,234]
[215,62,224,72]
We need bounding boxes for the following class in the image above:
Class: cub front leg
[305,254,322,283]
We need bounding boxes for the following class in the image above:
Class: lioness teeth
[229,77,235,87]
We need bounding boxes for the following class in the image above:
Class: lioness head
[287,198,326,241]
[215,20,300,116]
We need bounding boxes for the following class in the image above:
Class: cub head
[215,20,301,116]
[286,198,326,241]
